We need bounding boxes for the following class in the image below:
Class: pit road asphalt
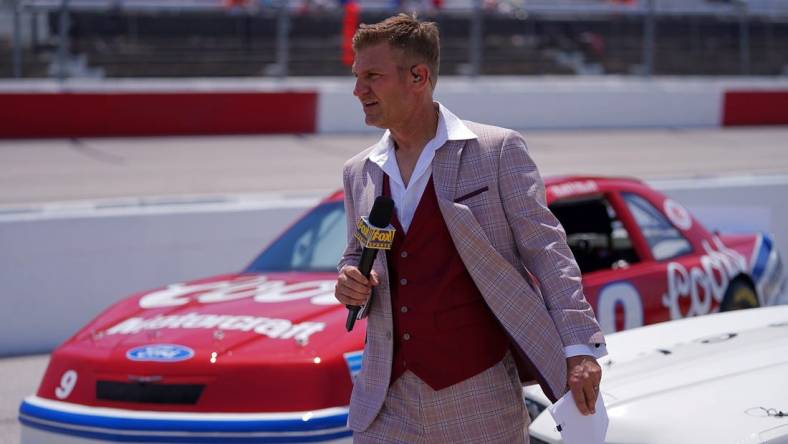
[2,126,788,444]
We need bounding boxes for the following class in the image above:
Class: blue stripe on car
[343,351,363,378]
[752,234,773,282]
[19,415,352,443]
[19,400,348,433]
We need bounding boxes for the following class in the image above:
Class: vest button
[400,278,408,286]
[400,306,408,313]
[403,333,411,341]
[400,251,408,258]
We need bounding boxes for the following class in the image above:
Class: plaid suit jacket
[339,120,605,432]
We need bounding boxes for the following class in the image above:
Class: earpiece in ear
[410,66,421,82]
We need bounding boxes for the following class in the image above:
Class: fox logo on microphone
[355,217,395,250]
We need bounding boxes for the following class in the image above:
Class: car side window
[290,206,347,269]
[549,195,639,274]
[622,192,693,261]
[247,202,347,272]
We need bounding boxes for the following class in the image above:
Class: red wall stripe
[0,92,317,138]
[723,90,788,126]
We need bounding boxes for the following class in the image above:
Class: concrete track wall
[0,198,314,356]
[2,77,788,137]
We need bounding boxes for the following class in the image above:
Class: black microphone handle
[345,305,361,331]
[346,247,379,331]
[357,245,378,278]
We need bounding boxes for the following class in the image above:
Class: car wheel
[720,279,759,312]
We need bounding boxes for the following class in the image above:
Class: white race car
[526,305,788,444]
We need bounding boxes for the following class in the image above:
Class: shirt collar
[440,102,477,142]
[367,102,477,167]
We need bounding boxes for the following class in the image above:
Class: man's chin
[364,116,385,128]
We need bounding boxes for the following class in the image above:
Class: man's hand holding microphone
[335,266,380,312]
[335,196,395,331]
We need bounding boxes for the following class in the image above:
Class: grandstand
[1,0,787,78]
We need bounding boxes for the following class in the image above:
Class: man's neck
[387,102,439,187]
[389,102,439,156]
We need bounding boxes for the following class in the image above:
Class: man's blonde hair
[352,13,440,88]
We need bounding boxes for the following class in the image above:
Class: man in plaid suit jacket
[335,14,606,443]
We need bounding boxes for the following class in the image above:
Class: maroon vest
[384,175,509,390]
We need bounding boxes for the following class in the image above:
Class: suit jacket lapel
[432,140,465,202]
[434,137,549,331]
[358,158,383,220]
[433,139,491,267]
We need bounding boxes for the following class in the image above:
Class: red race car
[19,176,786,443]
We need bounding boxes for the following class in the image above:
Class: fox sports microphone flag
[346,196,395,332]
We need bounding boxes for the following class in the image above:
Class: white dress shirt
[367,103,476,233]
[367,102,606,360]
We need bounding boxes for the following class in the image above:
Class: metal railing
[6,0,788,79]
[16,0,788,15]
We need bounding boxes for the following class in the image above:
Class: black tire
[720,279,759,312]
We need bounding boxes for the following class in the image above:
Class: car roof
[543,175,643,188]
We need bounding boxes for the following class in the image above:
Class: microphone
[346,196,395,332]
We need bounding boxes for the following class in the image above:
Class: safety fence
[4,0,788,79]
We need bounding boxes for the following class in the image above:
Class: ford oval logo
[126,344,194,362]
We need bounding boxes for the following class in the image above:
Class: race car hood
[70,272,352,355]
[529,306,788,443]
[38,273,364,412]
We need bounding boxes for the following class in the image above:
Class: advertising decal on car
[596,282,644,334]
[662,237,748,320]
[126,344,195,362]
[54,371,78,400]
[663,198,693,231]
[106,313,326,343]
[547,180,599,198]
[138,276,339,308]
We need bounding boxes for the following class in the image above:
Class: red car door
[550,188,700,334]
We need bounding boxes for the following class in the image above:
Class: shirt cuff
[564,343,608,359]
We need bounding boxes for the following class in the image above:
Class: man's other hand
[566,355,602,415]
[335,265,379,306]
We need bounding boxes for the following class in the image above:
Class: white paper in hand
[547,391,608,444]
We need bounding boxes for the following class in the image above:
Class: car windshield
[621,192,693,261]
[246,201,347,273]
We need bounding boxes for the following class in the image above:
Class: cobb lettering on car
[20,177,787,443]
[661,237,748,322]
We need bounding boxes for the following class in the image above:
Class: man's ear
[409,65,421,82]
[410,64,429,86]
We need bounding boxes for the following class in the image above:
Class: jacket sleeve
[338,162,362,272]
[497,130,605,349]
[337,162,373,320]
